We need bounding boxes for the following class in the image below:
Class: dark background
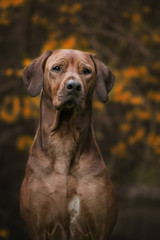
[0,0,160,239]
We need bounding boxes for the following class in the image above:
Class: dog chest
[68,196,80,223]
[49,131,77,175]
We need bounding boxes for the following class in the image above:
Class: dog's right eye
[52,66,61,72]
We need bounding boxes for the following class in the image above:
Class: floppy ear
[22,50,52,97]
[91,56,115,102]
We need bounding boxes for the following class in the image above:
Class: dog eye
[52,66,61,72]
[83,68,92,75]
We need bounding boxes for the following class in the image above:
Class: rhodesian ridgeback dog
[20,49,117,240]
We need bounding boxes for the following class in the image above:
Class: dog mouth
[59,99,76,110]
[55,94,85,112]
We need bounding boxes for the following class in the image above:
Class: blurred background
[0,0,160,239]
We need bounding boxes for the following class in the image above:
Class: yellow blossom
[111,142,127,157]
[5,68,13,76]
[0,229,9,238]
[70,3,82,14]
[122,11,130,18]
[16,135,33,151]
[128,128,145,145]
[93,100,104,111]
[0,96,20,123]
[61,36,76,49]
[16,69,22,77]
[22,58,32,67]
[0,0,24,9]
[132,13,141,23]
[120,123,131,133]
[60,5,68,13]
[135,110,150,120]
[130,97,144,105]
[156,113,160,123]
[22,97,39,119]
[143,6,150,13]
[152,34,160,43]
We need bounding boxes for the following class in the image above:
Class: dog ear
[22,50,52,97]
[91,55,115,102]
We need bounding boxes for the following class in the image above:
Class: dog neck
[34,92,93,174]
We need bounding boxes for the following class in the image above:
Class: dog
[20,49,117,240]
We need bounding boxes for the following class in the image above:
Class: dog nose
[66,79,81,93]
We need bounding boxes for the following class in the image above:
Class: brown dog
[20,49,117,240]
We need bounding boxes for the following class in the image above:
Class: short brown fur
[20,49,117,240]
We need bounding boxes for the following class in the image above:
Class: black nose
[66,79,81,93]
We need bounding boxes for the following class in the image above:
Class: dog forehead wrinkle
[52,49,90,64]
[46,51,94,74]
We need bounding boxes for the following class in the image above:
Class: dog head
[22,49,115,111]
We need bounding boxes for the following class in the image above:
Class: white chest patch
[69,196,80,224]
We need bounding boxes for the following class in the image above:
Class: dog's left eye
[83,68,92,75]
[52,66,61,72]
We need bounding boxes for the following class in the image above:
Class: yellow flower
[114,84,123,94]
[111,142,127,157]
[136,110,150,120]
[122,11,130,18]
[0,229,9,238]
[147,133,155,146]
[70,3,82,14]
[0,0,24,9]
[32,14,47,26]
[5,68,13,76]
[123,68,139,78]
[0,11,10,25]
[16,135,33,151]
[93,100,104,111]
[61,36,76,49]
[136,128,145,140]
[138,66,148,75]
[16,69,22,77]
[156,113,160,123]
[147,133,160,156]
[22,58,32,67]
[128,136,136,145]
[147,91,160,102]
[12,0,24,6]
[120,91,132,103]
[128,128,145,145]
[58,17,66,24]
[60,5,68,13]
[132,13,141,23]
[22,97,39,119]
[0,96,20,123]
[120,123,131,133]
[152,34,160,43]
[143,6,150,14]
[130,97,143,105]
